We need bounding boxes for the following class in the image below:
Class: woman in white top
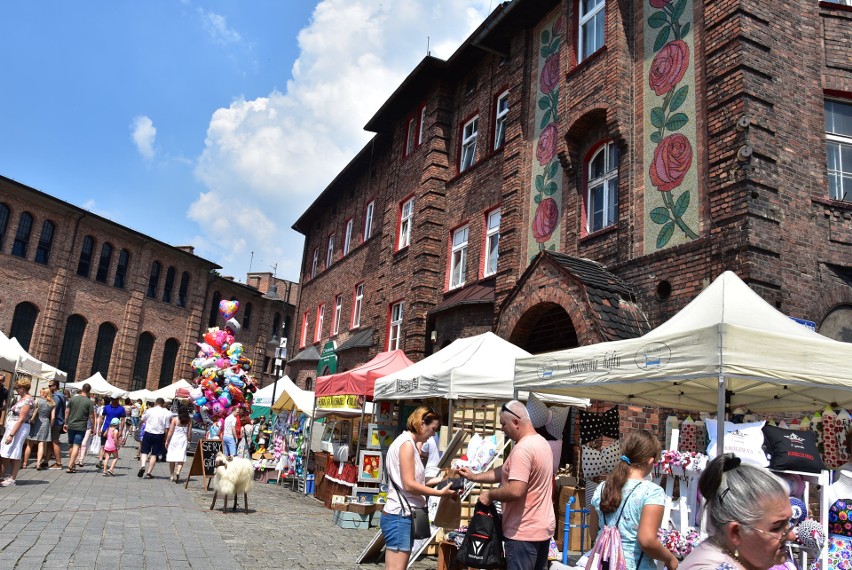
[381,406,457,570]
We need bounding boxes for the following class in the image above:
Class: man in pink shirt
[460,400,555,570]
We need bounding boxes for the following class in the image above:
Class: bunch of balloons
[188,299,257,427]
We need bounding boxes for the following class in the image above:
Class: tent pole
[302,394,319,494]
[447,399,454,445]
[355,398,367,470]
[717,374,726,452]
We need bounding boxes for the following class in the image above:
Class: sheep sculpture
[210,452,254,513]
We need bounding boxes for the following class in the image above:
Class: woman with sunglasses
[381,406,457,570]
[680,453,793,570]
[0,379,34,486]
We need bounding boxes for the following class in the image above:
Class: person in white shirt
[222,409,239,457]
[138,398,173,479]
[418,433,441,478]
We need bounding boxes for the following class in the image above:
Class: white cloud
[199,9,241,44]
[190,0,493,281]
[130,115,156,160]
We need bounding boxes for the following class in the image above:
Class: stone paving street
[0,441,439,569]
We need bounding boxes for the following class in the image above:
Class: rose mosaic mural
[527,14,564,261]
[644,0,699,252]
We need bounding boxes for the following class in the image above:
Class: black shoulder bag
[388,473,431,540]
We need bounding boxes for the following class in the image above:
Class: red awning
[315,350,414,400]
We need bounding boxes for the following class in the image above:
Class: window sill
[579,223,618,243]
[566,45,607,79]
[820,1,852,13]
[813,196,852,211]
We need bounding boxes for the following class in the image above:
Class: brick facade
[0,176,298,391]
[289,0,852,392]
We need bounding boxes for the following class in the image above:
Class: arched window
[585,141,619,233]
[11,212,33,258]
[283,315,292,338]
[147,261,161,298]
[95,243,113,283]
[91,322,117,377]
[58,314,87,382]
[159,338,180,388]
[304,377,313,391]
[177,272,190,308]
[272,312,281,338]
[10,302,39,351]
[114,249,130,289]
[243,303,253,330]
[208,291,221,327]
[0,203,10,251]
[131,332,155,391]
[77,236,95,277]
[34,220,55,265]
[162,266,176,303]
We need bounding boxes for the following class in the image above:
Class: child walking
[102,417,120,476]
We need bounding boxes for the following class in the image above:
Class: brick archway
[508,301,578,354]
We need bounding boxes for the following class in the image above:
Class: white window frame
[579,0,606,62]
[418,106,426,145]
[332,294,343,336]
[300,312,309,347]
[388,301,403,351]
[586,141,619,233]
[405,116,417,156]
[315,304,325,342]
[352,283,364,329]
[494,91,509,150]
[325,234,335,268]
[826,99,852,202]
[398,197,414,250]
[363,201,375,241]
[484,209,501,277]
[310,248,319,279]
[343,219,354,255]
[460,116,479,172]
[449,225,469,290]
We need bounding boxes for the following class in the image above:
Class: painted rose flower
[649,40,689,96]
[536,124,558,165]
[650,0,672,7]
[540,53,560,94]
[650,133,692,192]
[532,197,559,242]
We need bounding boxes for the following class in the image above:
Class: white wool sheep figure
[210,452,254,513]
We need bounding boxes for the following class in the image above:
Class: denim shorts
[222,436,237,456]
[504,538,550,570]
[380,512,412,552]
[67,429,85,446]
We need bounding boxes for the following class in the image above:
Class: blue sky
[0,1,493,282]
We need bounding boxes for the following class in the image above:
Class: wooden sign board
[184,439,223,490]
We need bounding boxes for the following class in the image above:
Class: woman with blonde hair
[381,406,458,570]
[23,386,55,469]
[0,378,35,486]
[591,430,678,570]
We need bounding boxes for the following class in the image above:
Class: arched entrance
[509,302,579,354]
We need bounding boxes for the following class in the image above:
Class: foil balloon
[219,299,240,320]
[225,318,241,333]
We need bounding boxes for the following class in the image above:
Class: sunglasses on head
[501,403,521,419]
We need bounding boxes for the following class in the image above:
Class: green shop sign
[317,341,338,375]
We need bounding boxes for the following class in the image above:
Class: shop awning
[336,328,374,352]
[315,349,414,400]
[289,345,321,363]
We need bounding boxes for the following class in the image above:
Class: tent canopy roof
[514,271,852,414]
[374,332,588,406]
[315,350,414,400]
[67,372,127,397]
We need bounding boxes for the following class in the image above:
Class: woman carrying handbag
[381,406,457,570]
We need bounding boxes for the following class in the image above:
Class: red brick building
[288,0,852,388]
[0,175,299,390]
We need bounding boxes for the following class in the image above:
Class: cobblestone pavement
[0,442,440,569]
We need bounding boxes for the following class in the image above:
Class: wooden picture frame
[374,401,393,424]
[366,424,396,449]
[358,450,383,483]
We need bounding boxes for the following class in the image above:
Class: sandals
[145,474,153,479]
[107,470,116,476]
[66,468,77,474]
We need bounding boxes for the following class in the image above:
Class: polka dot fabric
[526,394,549,428]
[837,409,851,467]
[582,441,622,479]
[579,407,620,443]
[678,418,698,453]
[824,408,843,469]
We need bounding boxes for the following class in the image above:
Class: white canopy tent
[0,331,21,373]
[374,332,589,406]
[253,381,282,407]
[149,379,193,401]
[67,372,127,397]
[514,271,852,445]
[0,332,68,383]
[270,376,375,419]
[127,388,155,402]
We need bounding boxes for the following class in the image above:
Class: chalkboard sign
[184,439,223,490]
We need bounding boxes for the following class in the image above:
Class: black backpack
[456,500,505,569]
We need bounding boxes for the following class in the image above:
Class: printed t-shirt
[66,395,94,432]
[501,432,555,541]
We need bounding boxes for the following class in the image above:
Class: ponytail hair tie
[722,456,741,472]
[620,455,631,465]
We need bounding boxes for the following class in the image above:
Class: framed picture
[358,450,384,483]
[375,401,393,424]
[367,424,397,449]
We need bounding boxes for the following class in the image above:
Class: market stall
[514,271,851,567]
[149,379,193,402]
[67,371,128,397]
